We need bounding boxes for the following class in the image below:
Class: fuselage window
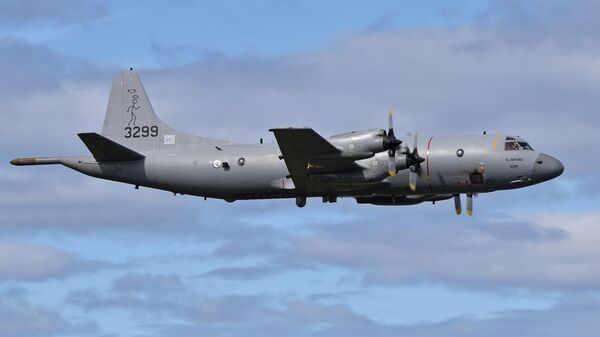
[505,141,520,151]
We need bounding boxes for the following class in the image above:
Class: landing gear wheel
[295,196,306,208]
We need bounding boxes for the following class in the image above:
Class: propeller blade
[413,132,418,153]
[409,170,417,191]
[454,194,461,215]
[388,155,396,176]
[385,110,401,177]
[405,131,424,190]
[466,193,473,216]
[384,111,400,149]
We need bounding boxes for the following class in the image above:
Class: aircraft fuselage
[11,70,563,212]
[58,133,562,203]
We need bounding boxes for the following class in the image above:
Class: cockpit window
[505,141,520,151]
[504,137,533,151]
[518,141,533,150]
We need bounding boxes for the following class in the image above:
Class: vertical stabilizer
[101,69,229,151]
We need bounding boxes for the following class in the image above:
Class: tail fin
[101,69,229,151]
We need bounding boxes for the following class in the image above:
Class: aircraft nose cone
[532,153,564,182]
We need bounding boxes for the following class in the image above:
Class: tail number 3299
[124,125,159,138]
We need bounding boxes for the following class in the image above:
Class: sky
[1,0,599,336]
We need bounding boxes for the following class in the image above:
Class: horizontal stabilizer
[78,132,145,162]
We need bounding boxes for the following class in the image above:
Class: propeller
[383,110,402,176]
[407,132,425,191]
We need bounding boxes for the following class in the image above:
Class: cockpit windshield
[518,141,533,150]
[505,141,519,151]
[504,137,534,151]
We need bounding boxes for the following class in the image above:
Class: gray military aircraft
[11,70,564,215]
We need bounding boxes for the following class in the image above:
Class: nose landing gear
[453,193,474,216]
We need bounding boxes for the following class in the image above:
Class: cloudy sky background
[1,0,599,336]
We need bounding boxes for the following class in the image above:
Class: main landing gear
[295,195,338,207]
[295,196,306,208]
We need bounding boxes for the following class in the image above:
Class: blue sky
[3,0,488,66]
[1,1,600,336]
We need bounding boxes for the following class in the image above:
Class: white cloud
[1,2,600,336]
[292,212,600,290]
[0,242,76,282]
[0,287,97,337]
[65,271,600,337]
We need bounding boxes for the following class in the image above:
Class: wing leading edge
[270,128,360,192]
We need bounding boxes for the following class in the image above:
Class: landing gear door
[469,162,486,184]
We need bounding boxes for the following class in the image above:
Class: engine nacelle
[309,170,384,184]
[328,128,387,154]
[313,150,412,182]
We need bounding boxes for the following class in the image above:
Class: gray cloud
[0,241,77,282]
[150,40,225,67]
[0,240,120,283]
[385,293,600,337]
[1,161,597,292]
[68,273,277,322]
[65,271,600,337]
[484,0,600,48]
[0,38,66,95]
[0,287,97,337]
[3,19,597,238]
[141,29,597,178]
[200,263,296,281]
[2,3,600,335]
[291,211,600,290]
[5,15,598,166]
[66,272,373,334]
[0,0,108,26]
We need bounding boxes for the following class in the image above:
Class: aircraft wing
[270,128,359,192]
